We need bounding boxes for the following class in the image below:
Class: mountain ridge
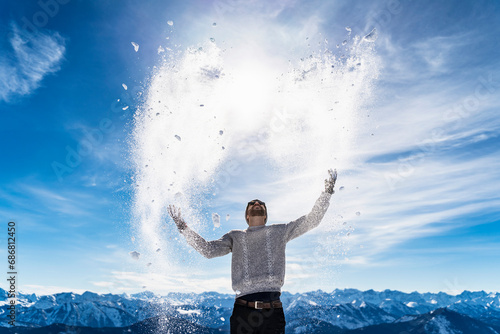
[1,287,499,333]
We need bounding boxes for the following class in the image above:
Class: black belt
[235,298,283,309]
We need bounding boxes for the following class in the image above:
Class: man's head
[245,199,267,224]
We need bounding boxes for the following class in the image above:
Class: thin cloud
[324,153,500,266]
[21,284,87,296]
[372,29,482,85]
[0,182,115,232]
[93,270,233,295]
[21,184,95,216]
[0,22,65,103]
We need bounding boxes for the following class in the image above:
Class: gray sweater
[180,191,332,297]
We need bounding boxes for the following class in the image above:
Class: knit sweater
[180,191,332,297]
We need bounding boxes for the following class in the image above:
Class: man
[167,169,337,334]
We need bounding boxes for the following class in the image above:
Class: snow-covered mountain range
[1,288,499,333]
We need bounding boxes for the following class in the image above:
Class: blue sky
[1,0,499,297]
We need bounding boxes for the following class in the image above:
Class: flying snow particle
[122,106,129,110]
[212,22,217,27]
[175,135,181,141]
[146,263,152,267]
[220,317,225,321]
[363,28,378,42]
[129,251,141,260]
[122,83,128,90]
[167,20,173,26]
[156,248,161,252]
[131,42,139,52]
[226,214,230,221]
[339,186,345,191]
[355,212,361,216]
[345,26,352,32]
[210,37,215,43]
[131,236,135,242]
[213,213,220,228]
[158,46,165,54]
[219,130,224,135]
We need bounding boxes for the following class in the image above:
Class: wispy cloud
[90,270,233,295]
[0,22,65,103]
[0,180,117,235]
[21,284,87,296]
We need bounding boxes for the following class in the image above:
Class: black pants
[230,303,286,334]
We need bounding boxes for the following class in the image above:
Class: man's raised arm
[167,205,232,259]
[284,169,337,242]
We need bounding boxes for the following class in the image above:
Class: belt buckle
[254,301,264,309]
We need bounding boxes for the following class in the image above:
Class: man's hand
[324,169,337,194]
[168,205,187,231]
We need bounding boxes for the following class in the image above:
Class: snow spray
[129,27,380,293]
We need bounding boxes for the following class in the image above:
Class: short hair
[245,200,267,224]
